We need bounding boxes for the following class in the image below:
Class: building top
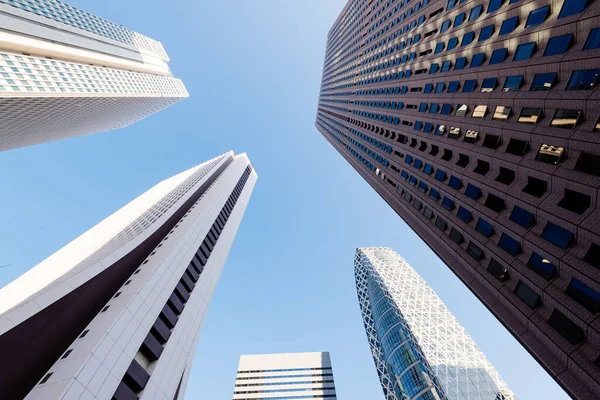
[238,352,332,370]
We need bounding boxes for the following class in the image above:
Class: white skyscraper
[355,247,515,400]
[233,352,337,400]
[0,0,188,151]
[0,151,256,400]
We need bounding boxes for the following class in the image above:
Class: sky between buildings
[0,1,568,399]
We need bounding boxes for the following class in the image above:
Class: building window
[515,281,542,308]
[506,138,529,156]
[557,189,591,214]
[463,80,477,93]
[469,4,484,20]
[490,48,508,64]
[476,218,494,237]
[499,233,522,255]
[470,53,486,67]
[558,0,588,19]
[525,5,550,28]
[430,188,441,201]
[523,176,548,197]
[536,144,565,165]
[584,244,600,269]
[458,206,472,222]
[542,222,575,249]
[485,193,505,212]
[435,83,445,93]
[39,373,53,385]
[567,69,600,90]
[467,241,484,261]
[474,160,491,175]
[566,278,600,313]
[487,259,509,281]
[527,252,557,280]
[454,12,466,27]
[488,0,503,13]
[479,24,495,41]
[441,19,452,33]
[465,184,481,200]
[450,228,464,244]
[530,72,556,91]
[499,16,519,36]
[424,164,434,175]
[481,78,497,92]
[457,154,470,167]
[503,75,523,91]
[548,309,584,345]
[435,170,447,182]
[544,34,573,56]
[584,27,600,50]
[455,104,468,117]
[448,81,460,93]
[518,107,542,124]
[424,207,434,219]
[491,106,511,121]
[472,105,487,118]
[448,176,462,190]
[435,216,448,230]
[495,167,515,185]
[442,196,455,211]
[513,42,536,61]
[464,130,479,143]
[574,152,600,176]
[510,206,535,228]
[441,104,452,115]
[454,56,467,69]
[550,109,582,128]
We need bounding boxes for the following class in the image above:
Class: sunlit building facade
[0,0,188,151]
[317,1,600,398]
[355,247,515,400]
[0,152,257,400]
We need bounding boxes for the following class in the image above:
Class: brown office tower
[316,0,600,398]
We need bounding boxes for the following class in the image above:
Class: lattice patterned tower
[355,247,515,400]
[0,151,257,400]
[0,0,188,151]
[317,1,600,398]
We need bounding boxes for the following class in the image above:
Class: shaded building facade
[317,0,600,398]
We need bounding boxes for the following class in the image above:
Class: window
[39,373,53,385]
[463,80,477,92]
[567,69,600,90]
[424,164,434,175]
[465,184,481,200]
[450,228,464,244]
[442,196,455,210]
[483,134,501,149]
[441,61,452,72]
[430,145,440,156]
[448,81,460,93]
[464,130,479,143]
[435,216,448,230]
[503,75,523,91]
[61,349,73,360]
[528,252,557,280]
[558,0,588,19]
[490,48,508,64]
[523,176,547,197]
[454,12,466,27]
[518,107,542,124]
[419,103,428,112]
[461,32,476,46]
[481,77,497,92]
[448,37,460,51]
[558,189,591,214]
[548,309,584,345]
[449,127,460,139]
[430,188,441,201]
[441,104,452,115]
[449,176,462,190]
[488,259,509,281]
[488,0,503,13]
[469,4,483,20]
[551,109,582,129]
[510,206,535,228]
[479,24,494,41]
[566,278,600,313]
[542,222,574,249]
[454,56,467,69]
[467,241,484,260]
[584,27,600,50]
[435,169,447,182]
[476,218,494,237]
[424,207,434,219]
[430,63,440,74]
[485,193,505,212]
[101,305,110,313]
[496,167,516,185]
[544,34,573,56]
[435,42,445,54]
[525,5,550,28]
[474,160,490,175]
[505,138,528,156]
[79,330,90,339]
[531,72,557,90]
[513,42,536,61]
[424,83,433,94]
[435,83,445,94]
[441,20,452,33]
[458,206,472,222]
[499,233,522,255]
[574,152,600,176]
[470,53,486,67]
[457,154,470,167]
[584,244,600,269]
[499,16,519,35]
[455,104,468,116]
[418,182,428,193]
[472,105,487,118]
[515,281,542,308]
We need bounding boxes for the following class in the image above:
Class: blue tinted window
[470,53,485,67]
[424,164,434,175]
[499,233,522,255]
[435,169,447,182]
[469,5,483,21]
[447,0,457,9]
[448,81,460,93]
[442,196,455,210]
[430,103,439,113]
[424,122,434,133]
[418,181,428,192]
[488,0,503,13]
[419,103,428,112]
[531,72,556,90]
[435,83,445,93]
[479,25,494,41]
[566,278,600,313]
[476,218,494,237]
[454,13,466,27]
[514,42,536,60]
[449,176,462,190]
[465,184,481,199]
[414,121,423,130]
[448,37,459,50]
[455,57,467,70]
[409,176,418,185]
[528,252,557,280]
[406,154,414,164]
[435,42,445,54]
[510,206,535,228]
[559,0,588,19]
[482,77,497,92]
[463,79,477,92]
[584,27,600,50]
[499,16,519,35]
[544,34,573,56]
[526,5,550,28]
[542,222,574,249]
[430,63,439,74]
[503,75,523,91]
[458,206,472,222]
[490,48,508,64]
[441,61,452,72]
[441,104,452,114]
[567,69,600,90]
[441,20,452,34]
[424,83,433,93]
[414,159,423,169]
[430,188,440,201]
[461,32,475,46]
[401,171,409,180]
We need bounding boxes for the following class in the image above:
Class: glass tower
[355,247,515,400]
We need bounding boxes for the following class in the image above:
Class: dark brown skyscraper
[316,0,600,398]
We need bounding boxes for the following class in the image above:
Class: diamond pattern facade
[355,247,515,400]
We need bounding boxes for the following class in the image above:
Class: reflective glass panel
[499,16,519,35]
[544,34,573,56]
[525,5,550,28]
[551,109,582,128]
[513,42,536,61]
[530,72,556,91]
[503,75,523,91]
[567,69,600,90]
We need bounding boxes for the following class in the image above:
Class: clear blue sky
[0,1,568,399]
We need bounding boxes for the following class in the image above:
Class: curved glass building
[355,247,515,400]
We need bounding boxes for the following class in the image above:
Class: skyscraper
[0,151,256,400]
[0,0,188,151]
[232,352,337,400]
[317,1,600,398]
[355,247,514,400]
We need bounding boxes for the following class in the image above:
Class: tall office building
[0,0,188,151]
[232,352,337,400]
[316,1,600,398]
[355,247,515,400]
[0,151,257,400]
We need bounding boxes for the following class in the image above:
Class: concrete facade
[316,0,600,398]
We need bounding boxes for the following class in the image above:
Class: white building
[355,247,515,400]
[0,0,188,151]
[233,352,337,399]
[0,151,257,400]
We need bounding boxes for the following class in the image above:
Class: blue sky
[0,1,568,399]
